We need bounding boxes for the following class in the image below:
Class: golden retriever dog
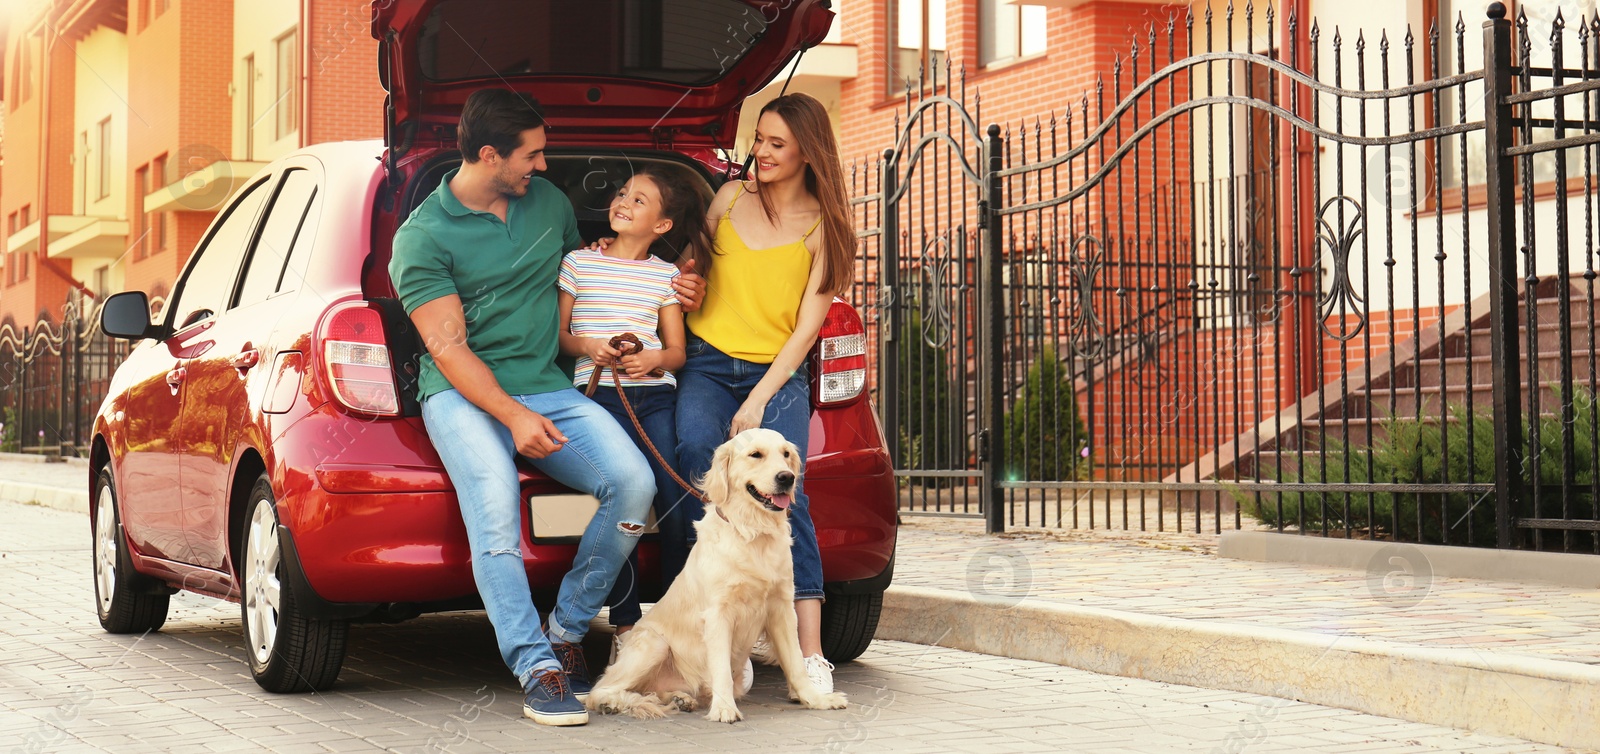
[585,428,849,723]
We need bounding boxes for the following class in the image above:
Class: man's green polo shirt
[389,168,582,401]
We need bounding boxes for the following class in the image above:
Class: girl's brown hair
[751,93,856,296]
[633,164,713,277]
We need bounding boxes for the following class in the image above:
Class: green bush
[0,407,17,453]
[892,304,964,474]
[1242,385,1597,547]
[1003,345,1089,482]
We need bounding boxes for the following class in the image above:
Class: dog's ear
[786,440,803,475]
[700,440,736,503]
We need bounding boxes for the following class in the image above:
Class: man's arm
[412,294,568,458]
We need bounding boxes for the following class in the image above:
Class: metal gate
[850,2,1600,552]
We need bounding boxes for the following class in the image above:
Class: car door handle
[165,367,187,388]
[230,349,260,370]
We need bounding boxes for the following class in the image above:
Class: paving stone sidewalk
[7,455,1598,667]
[894,515,1600,666]
[0,499,1583,753]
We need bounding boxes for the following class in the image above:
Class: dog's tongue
[769,493,793,510]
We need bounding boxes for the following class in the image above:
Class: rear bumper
[275,409,898,608]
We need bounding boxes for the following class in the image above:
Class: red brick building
[0,0,383,329]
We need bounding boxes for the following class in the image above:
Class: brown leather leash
[585,333,709,505]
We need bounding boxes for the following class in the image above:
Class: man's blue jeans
[675,333,824,601]
[421,387,655,689]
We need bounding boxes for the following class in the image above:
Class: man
[388,88,703,726]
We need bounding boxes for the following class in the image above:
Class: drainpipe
[1279,0,1315,406]
[300,0,312,147]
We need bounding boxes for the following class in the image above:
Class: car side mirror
[101,291,170,341]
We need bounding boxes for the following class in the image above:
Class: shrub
[1242,385,1597,547]
[0,407,16,453]
[892,304,965,476]
[1003,345,1089,482]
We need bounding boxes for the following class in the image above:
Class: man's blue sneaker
[523,669,588,726]
[551,641,593,700]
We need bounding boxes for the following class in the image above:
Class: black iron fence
[0,297,132,456]
[849,2,1600,552]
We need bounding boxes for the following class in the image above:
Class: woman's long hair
[751,93,856,296]
[634,164,714,277]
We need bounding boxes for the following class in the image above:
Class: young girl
[675,93,858,694]
[557,164,711,654]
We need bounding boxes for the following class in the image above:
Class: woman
[675,92,858,694]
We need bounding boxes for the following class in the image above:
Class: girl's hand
[584,237,616,251]
[619,348,665,379]
[584,338,622,366]
[729,394,770,437]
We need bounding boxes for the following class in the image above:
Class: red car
[91,0,894,693]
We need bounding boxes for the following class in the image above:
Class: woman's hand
[619,348,666,379]
[729,394,770,437]
[583,337,621,366]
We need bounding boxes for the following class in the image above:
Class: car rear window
[418,0,768,85]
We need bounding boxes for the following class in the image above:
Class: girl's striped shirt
[558,249,681,387]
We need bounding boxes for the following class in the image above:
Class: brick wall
[307,0,384,145]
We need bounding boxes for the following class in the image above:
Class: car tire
[93,469,170,633]
[819,590,882,663]
[240,475,348,693]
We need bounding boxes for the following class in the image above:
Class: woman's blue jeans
[588,382,693,627]
[421,387,655,689]
[674,333,824,601]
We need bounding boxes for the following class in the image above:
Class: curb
[877,584,1600,751]
[1219,530,1600,589]
[0,482,90,515]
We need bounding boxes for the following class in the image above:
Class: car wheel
[819,590,882,663]
[93,469,170,633]
[240,475,348,693]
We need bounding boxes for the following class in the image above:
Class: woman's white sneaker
[790,654,835,699]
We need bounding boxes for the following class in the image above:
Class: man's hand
[509,408,567,459]
[585,237,615,251]
[674,258,707,312]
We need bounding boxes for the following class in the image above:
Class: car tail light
[816,299,867,405]
[317,301,401,416]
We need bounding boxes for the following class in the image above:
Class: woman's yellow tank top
[687,184,821,364]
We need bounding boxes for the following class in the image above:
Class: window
[134,165,148,260]
[980,0,1046,66]
[96,117,113,201]
[418,0,769,85]
[236,170,317,308]
[93,266,109,298]
[1440,0,1594,192]
[889,0,947,95]
[170,180,269,330]
[151,154,168,253]
[276,30,298,141]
